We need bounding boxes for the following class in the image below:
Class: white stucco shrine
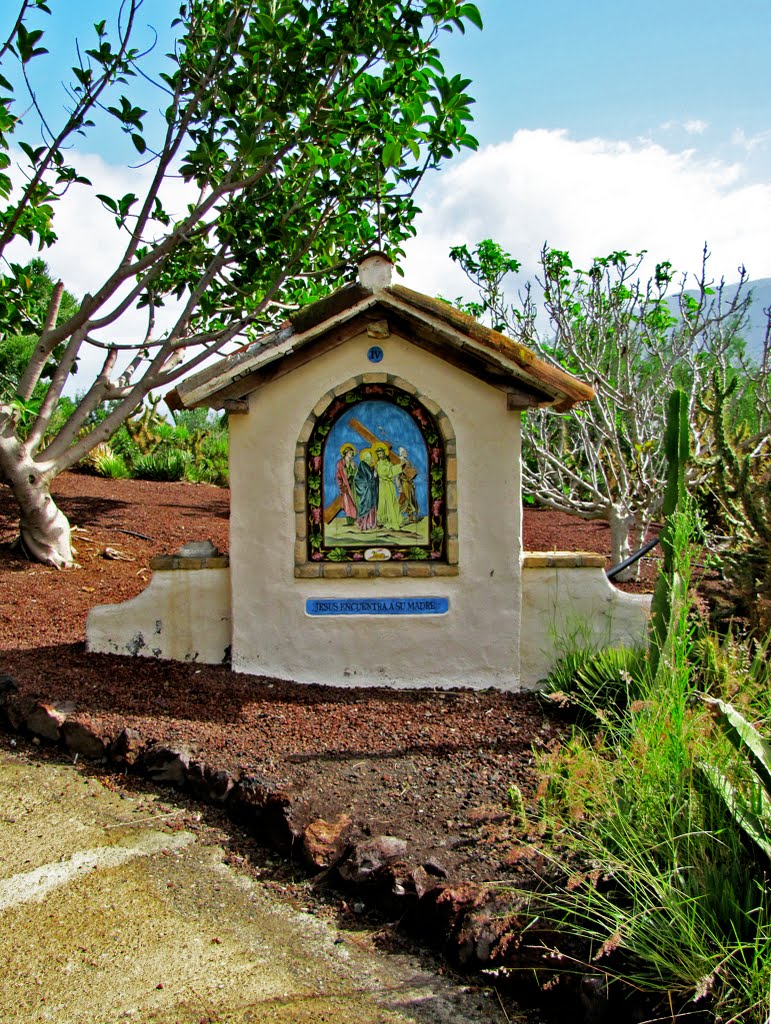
[87,254,651,689]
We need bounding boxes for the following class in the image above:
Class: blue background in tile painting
[323,399,428,516]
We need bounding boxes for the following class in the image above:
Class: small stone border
[521,551,606,569]
[0,673,564,982]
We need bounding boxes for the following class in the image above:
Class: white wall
[520,556,651,685]
[87,568,231,665]
[228,330,524,689]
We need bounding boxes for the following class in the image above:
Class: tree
[0,259,78,401]
[450,240,765,575]
[0,0,480,566]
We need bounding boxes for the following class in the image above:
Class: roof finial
[358,252,394,290]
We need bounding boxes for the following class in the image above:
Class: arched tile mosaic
[294,374,458,579]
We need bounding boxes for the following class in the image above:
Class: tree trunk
[608,504,637,582]
[0,439,74,568]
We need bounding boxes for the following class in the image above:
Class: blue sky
[407,0,771,297]
[438,1,770,159]
[3,0,770,336]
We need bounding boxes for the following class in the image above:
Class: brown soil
[0,473,657,886]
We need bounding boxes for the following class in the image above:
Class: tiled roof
[168,257,594,412]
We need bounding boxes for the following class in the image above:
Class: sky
[3,0,770,376]
[403,0,771,298]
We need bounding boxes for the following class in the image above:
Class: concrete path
[0,750,512,1024]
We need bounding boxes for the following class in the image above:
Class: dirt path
[1,745,521,1024]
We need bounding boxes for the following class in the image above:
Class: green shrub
[185,429,229,486]
[543,645,647,723]
[109,424,141,463]
[78,441,130,478]
[512,506,771,1021]
[93,452,132,479]
[172,406,216,433]
[132,448,191,482]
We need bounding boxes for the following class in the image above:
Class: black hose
[606,536,660,579]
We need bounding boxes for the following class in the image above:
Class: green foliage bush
[76,404,229,485]
[131,448,191,482]
[517,500,771,1020]
[543,645,647,722]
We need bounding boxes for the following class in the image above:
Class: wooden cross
[322,417,402,524]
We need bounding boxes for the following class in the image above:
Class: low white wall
[520,552,651,686]
[86,566,232,665]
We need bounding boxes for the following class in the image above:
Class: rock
[141,745,192,786]
[230,775,309,852]
[109,727,144,766]
[411,865,442,900]
[338,835,408,884]
[0,700,24,732]
[424,884,555,971]
[25,700,76,742]
[0,675,19,701]
[186,762,234,804]
[386,860,416,899]
[207,769,234,802]
[422,856,448,878]
[580,975,613,1023]
[302,814,352,869]
[453,899,511,967]
[231,773,283,813]
[177,540,220,558]
[62,721,106,760]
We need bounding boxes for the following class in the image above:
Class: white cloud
[661,119,709,135]
[8,132,771,396]
[683,119,709,136]
[731,128,771,154]
[402,129,771,302]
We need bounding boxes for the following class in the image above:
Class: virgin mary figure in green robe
[374,445,403,530]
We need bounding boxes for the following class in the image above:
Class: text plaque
[306,597,449,616]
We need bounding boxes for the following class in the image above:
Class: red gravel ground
[0,472,656,884]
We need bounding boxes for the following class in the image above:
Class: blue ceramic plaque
[306,597,449,616]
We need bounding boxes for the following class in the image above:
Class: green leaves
[95,191,138,227]
[382,139,403,168]
[700,696,771,862]
[457,3,483,30]
[703,696,771,796]
[13,23,48,64]
[0,0,482,481]
[106,95,146,129]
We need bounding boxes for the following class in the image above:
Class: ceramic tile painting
[306,383,446,562]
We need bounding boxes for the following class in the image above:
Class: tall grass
[521,507,771,1022]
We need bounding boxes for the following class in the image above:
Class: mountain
[675,276,765,364]
[743,277,771,362]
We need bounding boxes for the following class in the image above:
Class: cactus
[125,395,166,454]
[647,387,688,651]
[699,367,771,635]
[648,389,690,676]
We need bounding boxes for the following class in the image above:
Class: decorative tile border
[295,374,458,579]
[521,551,606,568]
[149,554,230,571]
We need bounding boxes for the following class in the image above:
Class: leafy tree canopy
[0,0,480,565]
